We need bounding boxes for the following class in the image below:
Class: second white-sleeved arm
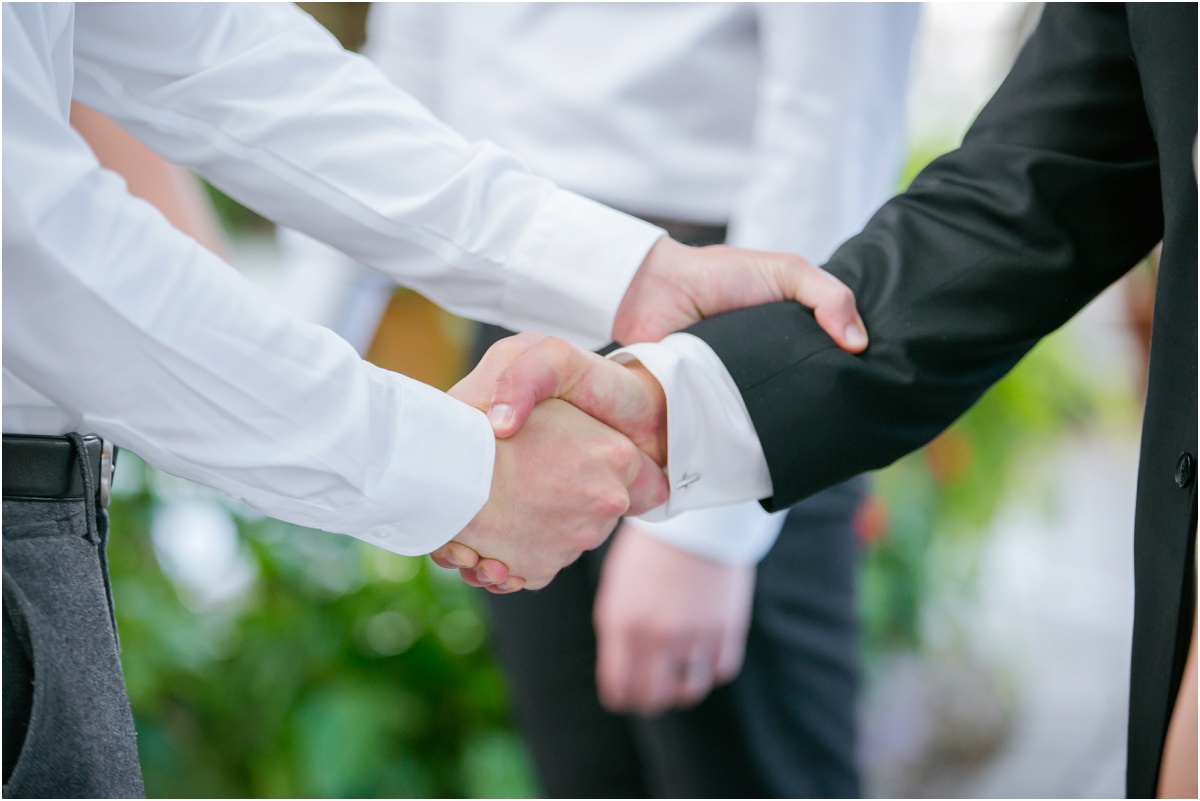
[610,333,772,518]
[3,6,493,555]
[69,3,663,350]
[362,3,445,113]
[729,3,918,261]
[626,503,787,565]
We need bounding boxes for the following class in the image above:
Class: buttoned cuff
[503,189,665,350]
[340,373,495,556]
[609,333,773,519]
[627,502,787,565]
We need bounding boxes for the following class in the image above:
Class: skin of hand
[611,236,868,350]
[486,240,869,441]
[438,240,869,588]
[486,335,668,466]
[430,334,668,592]
[592,520,756,716]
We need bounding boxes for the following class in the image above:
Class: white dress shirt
[2,3,664,556]
[367,2,917,562]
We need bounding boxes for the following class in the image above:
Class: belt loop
[65,434,100,539]
[99,441,116,509]
[65,433,120,640]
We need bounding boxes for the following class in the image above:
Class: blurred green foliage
[201,182,273,237]
[858,329,1131,654]
[108,463,538,798]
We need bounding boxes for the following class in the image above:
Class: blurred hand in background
[593,521,755,715]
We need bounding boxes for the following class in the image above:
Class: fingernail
[488,404,513,429]
[444,553,466,569]
[844,323,868,349]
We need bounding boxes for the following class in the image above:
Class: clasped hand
[430,237,868,591]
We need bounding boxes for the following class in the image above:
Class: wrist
[612,235,680,345]
[619,358,669,469]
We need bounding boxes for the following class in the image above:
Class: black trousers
[482,483,864,798]
[2,437,144,798]
[472,214,864,795]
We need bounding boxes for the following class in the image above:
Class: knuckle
[611,436,639,470]
[490,370,517,400]
[781,253,806,272]
[630,621,671,646]
[834,282,856,307]
[542,336,574,362]
[598,433,638,472]
[594,488,630,519]
[485,337,527,364]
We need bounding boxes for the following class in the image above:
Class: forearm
[69,102,229,257]
[70,3,662,348]
[4,112,492,552]
[688,4,1164,509]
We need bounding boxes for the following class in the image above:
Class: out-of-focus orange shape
[925,429,973,485]
[853,494,890,545]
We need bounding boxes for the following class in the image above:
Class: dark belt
[639,215,727,248]
[3,434,117,508]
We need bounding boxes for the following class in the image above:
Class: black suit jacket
[685,5,1196,796]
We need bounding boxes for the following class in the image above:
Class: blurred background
[99,3,1152,797]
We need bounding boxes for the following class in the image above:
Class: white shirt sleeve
[618,5,917,561]
[361,4,791,567]
[362,3,446,114]
[2,58,490,555]
[610,334,773,517]
[729,3,918,262]
[2,3,659,557]
[625,503,787,566]
[69,3,664,350]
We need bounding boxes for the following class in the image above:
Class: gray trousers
[2,443,144,798]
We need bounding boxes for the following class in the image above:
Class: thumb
[487,339,665,462]
[487,337,608,438]
[765,255,869,353]
[449,331,547,413]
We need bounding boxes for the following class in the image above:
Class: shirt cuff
[609,332,773,519]
[335,372,495,557]
[503,189,665,350]
[626,502,787,565]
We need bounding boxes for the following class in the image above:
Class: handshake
[429,237,870,592]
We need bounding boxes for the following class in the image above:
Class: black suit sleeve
[687,3,1164,510]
